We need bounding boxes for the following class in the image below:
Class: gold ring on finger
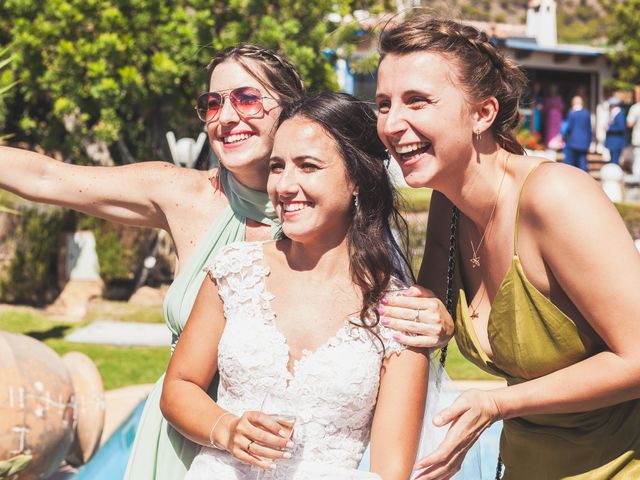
[247,440,255,452]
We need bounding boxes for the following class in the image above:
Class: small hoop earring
[353,193,359,208]
[475,128,481,142]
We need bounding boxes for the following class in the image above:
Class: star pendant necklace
[469,152,509,270]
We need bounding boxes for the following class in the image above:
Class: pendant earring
[353,193,359,208]
[475,128,481,142]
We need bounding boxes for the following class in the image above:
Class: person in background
[605,96,628,165]
[595,88,611,156]
[563,96,592,172]
[543,84,564,149]
[626,84,640,181]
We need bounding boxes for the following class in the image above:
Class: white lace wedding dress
[184,241,406,480]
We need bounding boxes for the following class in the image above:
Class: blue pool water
[73,399,502,479]
[72,399,145,480]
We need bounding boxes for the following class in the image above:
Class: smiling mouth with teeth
[223,133,252,144]
[282,201,311,213]
[395,141,431,158]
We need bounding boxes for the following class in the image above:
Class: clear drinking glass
[255,384,297,480]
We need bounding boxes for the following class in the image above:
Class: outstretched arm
[161,275,290,471]
[0,146,210,229]
[370,347,429,479]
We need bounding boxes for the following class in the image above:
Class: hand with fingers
[379,285,454,348]
[214,410,294,472]
[413,389,502,480]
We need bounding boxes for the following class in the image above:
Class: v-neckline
[256,244,360,382]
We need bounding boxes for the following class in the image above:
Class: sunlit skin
[206,60,282,191]
[376,52,481,191]
[267,117,356,248]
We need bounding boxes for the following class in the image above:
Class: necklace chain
[469,152,510,319]
[469,152,509,269]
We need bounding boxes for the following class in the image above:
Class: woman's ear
[474,96,499,136]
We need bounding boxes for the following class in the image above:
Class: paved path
[65,320,171,347]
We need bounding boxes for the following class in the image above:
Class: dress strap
[513,161,553,255]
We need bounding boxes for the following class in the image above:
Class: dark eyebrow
[293,155,327,165]
[376,89,434,101]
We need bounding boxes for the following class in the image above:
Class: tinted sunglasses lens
[196,92,223,121]
[230,87,263,116]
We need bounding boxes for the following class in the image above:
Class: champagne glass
[255,383,297,479]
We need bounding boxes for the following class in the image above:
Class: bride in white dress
[161,92,434,479]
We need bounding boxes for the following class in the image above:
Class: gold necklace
[469,284,486,320]
[469,152,509,269]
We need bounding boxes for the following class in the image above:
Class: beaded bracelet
[208,412,234,450]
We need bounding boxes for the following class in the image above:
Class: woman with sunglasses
[0,44,303,480]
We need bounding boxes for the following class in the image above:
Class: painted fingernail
[286,441,294,448]
[393,334,400,341]
[381,318,389,326]
[381,297,389,305]
[377,306,385,314]
[283,451,292,459]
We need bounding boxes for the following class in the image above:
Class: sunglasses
[195,86,273,122]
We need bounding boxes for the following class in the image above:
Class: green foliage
[607,0,640,87]
[615,202,640,240]
[0,0,376,163]
[0,205,68,305]
[556,0,615,44]
[0,45,17,139]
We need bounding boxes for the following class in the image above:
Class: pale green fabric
[124,172,278,480]
[454,162,640,479]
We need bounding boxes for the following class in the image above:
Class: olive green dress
[123,169,278,480]
[454,163,640,479]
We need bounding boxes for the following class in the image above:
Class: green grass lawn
[443,338,499,381]
[398,187,432,212]
[85,299,165,324]
[0,308,168,391]
[0,303,495,390]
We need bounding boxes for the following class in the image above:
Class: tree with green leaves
[607,0,640,88]
[0,0,374,165]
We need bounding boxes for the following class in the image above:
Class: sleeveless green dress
[454,163,640,479]
[123,170,278,480]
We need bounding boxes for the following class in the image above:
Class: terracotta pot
[0,332,104,478]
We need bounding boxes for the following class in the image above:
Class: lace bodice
[185,241,406,480]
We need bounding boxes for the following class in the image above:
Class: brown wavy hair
[206,44,305,107]
[205,44,306,187]
[379,16,526,154]
[277,92,413,335]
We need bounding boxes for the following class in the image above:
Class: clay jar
[0,332,104,479]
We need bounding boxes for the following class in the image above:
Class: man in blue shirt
[564,96,592,171]
[605,96,628,165]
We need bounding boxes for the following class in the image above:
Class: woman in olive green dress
[376,16,640,480]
